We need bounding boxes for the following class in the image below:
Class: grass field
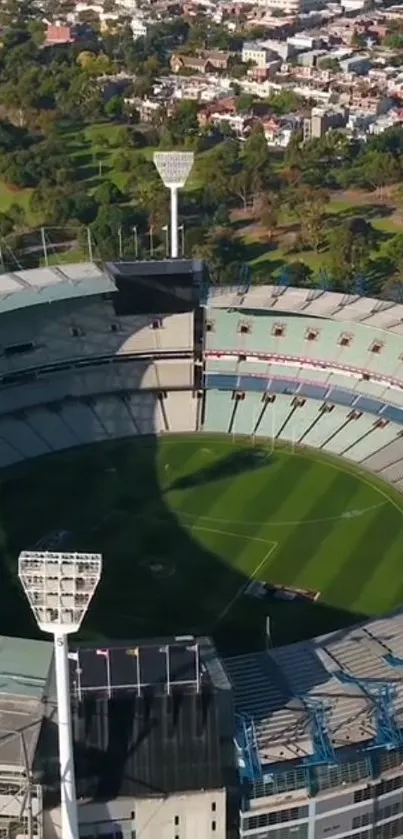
[2,434,403,653]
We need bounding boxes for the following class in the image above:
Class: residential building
[170,54,212,73]
[242,41,274,67]
[260,37,296,59]
[303,105,347,139]
[339,54,372,73]
[45,24,74,44]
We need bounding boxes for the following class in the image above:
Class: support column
[54,633,79,839]
[170,187,178,259]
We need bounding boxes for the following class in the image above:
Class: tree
[193,226,247,283]
[71,192,99,224]
[294,186,329,252]
[94,180,123,205]
[104,94,124,121]
[383,32,403,49]
[243,124,269,170]
[235,94,255,114]
[384,232,403,264]
[229,169,254,210]
[7,203,26,231]
[30,186,72,225]
[327,218,373,284]
[284,261,313,287]
[0,213,14,237]
[167,99,199,143]
[254,192,279,240]
[266,89,304,115]
[318,57,341,71]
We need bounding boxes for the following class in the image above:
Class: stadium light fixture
[18,551,102,839]
[153,152,194,259]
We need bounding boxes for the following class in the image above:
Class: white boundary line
[188,521,278,626]
[176,502,385,529]
[214,542,278,626]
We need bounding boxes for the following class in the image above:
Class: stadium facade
[2,263,403,839]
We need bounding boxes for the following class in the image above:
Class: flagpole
[195,644,200,693]
[136,651,141,698]
[76,654,82,703]
[166,645,171,696]
[106,653,111,700]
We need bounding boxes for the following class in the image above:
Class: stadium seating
[164,391,198,433]
[206,309,403,382]
[0,299,194,375]
[361,438,403,474]
[201,390,403,467]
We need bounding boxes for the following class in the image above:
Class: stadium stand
[0,636,53,839]
[5,269,403,839]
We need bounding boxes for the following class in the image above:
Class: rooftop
[224,609,403,767]
[0,636,53,770]
[208,285,403,334]
[0,263,113,314]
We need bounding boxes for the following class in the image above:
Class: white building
[130,15,148,37]
[242,41,274,67]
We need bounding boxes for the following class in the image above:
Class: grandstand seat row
[0,389,402,493]
[205,311,403,380]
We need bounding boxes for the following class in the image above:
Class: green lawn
[2,434,403,653]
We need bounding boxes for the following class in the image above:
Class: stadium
[2,259,403,839]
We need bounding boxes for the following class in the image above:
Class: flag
[68,651,79,662]
[96,648,109,657]
[126,647,139,656]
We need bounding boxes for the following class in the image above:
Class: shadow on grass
[244,240,279,262]
[329,203,394,223]
[166,447,273,494]
[0,429,367,657]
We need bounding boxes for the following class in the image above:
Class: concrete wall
[46,789,226,839]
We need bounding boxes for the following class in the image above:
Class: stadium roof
[224,610,403,768]
[0,263,114,313]
[209,285,403,334]
[0,635,53,771]
[2,261,403,331]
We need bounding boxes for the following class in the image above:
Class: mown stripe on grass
[299,486,383,604]
[328,503,403,613]
[266,471,362,587]
[171,446,284,521]
[349,504,403,614]
[187,467,277,570]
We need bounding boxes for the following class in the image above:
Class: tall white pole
[170,187,178,259]
[54,633,79,839]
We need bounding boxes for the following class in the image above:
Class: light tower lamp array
[153,151,194,258]
[18,551,102,839]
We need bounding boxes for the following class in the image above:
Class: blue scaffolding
[235,713,263,783]
[383,653,403,670]
[304,698,336,765]
[334,671,403,750]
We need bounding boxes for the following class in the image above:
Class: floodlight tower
[18,551,102,839]
[153,152,194,258]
